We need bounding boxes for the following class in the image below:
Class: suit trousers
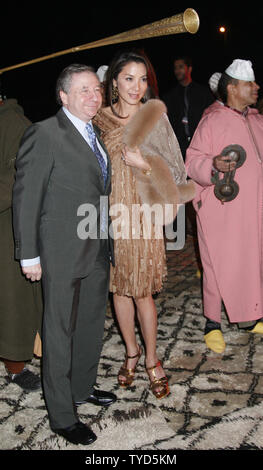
[41,241,110,429]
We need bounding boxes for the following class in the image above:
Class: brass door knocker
[211,144,246,203]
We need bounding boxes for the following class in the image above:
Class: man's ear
[60,90,68,106]
[227,82,236,98]
[186,65,192,80]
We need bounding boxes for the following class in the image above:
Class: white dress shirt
[21,107,107,267]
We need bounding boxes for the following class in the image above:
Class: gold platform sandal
[146,360,170,399]
[118,346,142,387]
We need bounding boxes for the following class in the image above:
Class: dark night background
[1,3,263,122]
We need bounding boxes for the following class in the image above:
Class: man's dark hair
[56,63,95,105]
[218,72,239,104]
[174,56,192,68]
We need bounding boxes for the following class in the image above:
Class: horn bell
[183,8,200,34]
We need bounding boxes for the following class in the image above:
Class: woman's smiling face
[114,61,148,106]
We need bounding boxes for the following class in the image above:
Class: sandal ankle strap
[146,360,162,372]
[127,346,142,360]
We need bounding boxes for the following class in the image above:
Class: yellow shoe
[204,329,226,353]
[250,321,263,334]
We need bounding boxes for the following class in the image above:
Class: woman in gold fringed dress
[94,50,195,399]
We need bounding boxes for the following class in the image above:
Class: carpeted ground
[1,235,263,452]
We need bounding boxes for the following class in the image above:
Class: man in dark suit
[163,56,214,237]
[163,56,214,160]
[12,64,116,445]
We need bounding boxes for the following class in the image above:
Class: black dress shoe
[52,422,97,445]
[75,389,117,407]
[7,368,41,392]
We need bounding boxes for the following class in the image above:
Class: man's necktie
[86,122,108,187]
[86,122,108,235]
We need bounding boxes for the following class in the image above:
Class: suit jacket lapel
[56,109,111,191]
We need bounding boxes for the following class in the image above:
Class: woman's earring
[112,86,119,102]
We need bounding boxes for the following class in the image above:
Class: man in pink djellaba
[186,59,263,353]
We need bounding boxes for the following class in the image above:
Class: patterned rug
[1,235,263,452]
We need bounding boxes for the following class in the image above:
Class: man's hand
[22,263,42,282]
[213,155,237,173]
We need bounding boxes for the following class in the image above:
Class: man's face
[60,71,102,122]
[174,59,191,83]
[230,80,260,108]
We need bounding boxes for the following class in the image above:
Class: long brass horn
[0,8,199,75]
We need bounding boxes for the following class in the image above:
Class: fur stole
[123,99,195,224]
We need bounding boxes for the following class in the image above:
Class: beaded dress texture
[94,106,186,298]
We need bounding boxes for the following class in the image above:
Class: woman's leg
[134,296,166,379]
[135,295,169,397]
[114,294,160,367]
[114,293,168,395]
[113,294,141,383]
[134,296,158,366]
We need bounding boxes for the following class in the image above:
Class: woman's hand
[122,145,151,172]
